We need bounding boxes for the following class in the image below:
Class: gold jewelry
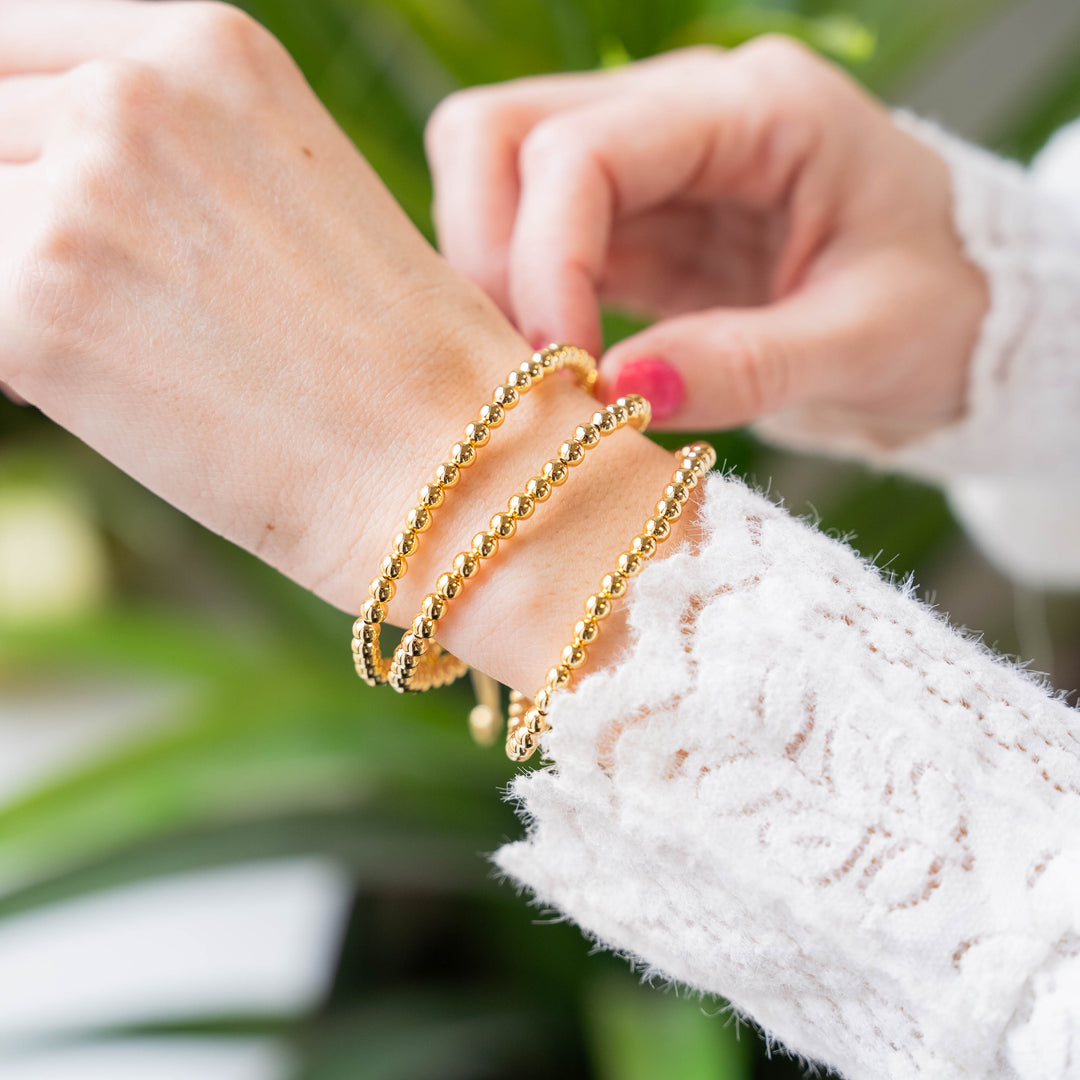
[506,441,716,762]
[352,344,597,689]
[387,395,652,695]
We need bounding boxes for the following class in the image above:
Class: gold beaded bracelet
[351,344,597,689]
[505,440,717,762]
[387,394,652,701]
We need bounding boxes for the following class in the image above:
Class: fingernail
[613,357,685,421]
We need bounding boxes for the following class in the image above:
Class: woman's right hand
[425,39,989,446]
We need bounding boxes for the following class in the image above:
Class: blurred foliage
[2,0,1078,1078]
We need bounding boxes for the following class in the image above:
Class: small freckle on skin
[301,146,314,158]
[266,523,275,531]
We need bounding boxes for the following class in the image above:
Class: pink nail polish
[613,357,685,421]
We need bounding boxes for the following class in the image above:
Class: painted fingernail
[613,357,685,421]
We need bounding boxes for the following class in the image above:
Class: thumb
[599,296,849,431]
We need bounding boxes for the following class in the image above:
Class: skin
[0,3,986,699]
[426,40,989,445]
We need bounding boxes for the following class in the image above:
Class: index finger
[425,71,622,319]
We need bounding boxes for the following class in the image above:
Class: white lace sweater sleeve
[492,120,1080,1080]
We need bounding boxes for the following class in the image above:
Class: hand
[425,39,989,444]
[0,0,536,609]
[0,0,683,692]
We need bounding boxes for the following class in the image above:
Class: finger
[0,74,65,161]
[426,72,622,317]
[505,58,826,357]
[600,284,866,429]
[0,0,149,75]
[425,52,708,317]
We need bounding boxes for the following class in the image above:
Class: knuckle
[170,2,282,77]
[70,57,167,135]
[425,87,503,158]
[518,116,579,174]
[720,324,789,417]
[666,43,725,68]
[738,32,818,73]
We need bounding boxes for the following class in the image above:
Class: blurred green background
[2,0,1080,1077]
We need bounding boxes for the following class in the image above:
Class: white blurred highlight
[0,1038,294,1080]
[0,859,351,1045]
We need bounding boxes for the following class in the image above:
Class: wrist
[306,319,693,695]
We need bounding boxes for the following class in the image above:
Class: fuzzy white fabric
[493,120,1080,1078]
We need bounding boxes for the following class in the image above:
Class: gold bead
[436,571,464,599]
[407,506,432,532]
[412,614,436,638]
[542,459,569,486]
[509,729,536,759]
[644,516,671,540]
[698,444,718,470]
[464,421,490,447]
[381,553,406,580]
[656,497,683,521]
[435,461,460,488]
[421,593,447,620]
[534,687,552,714]
[574,617,600,644]
[525,476,552,502]
[562,643,587,669]
[478,402,504,428]
[536,347,558,371]
[519,357,543,380]
[631,533,657,557]
[352,616,368,638]
[574,423,600,448]
[524,708,546,734]
[370,576,395,603]
[617,551,645,576]
[592,410,618,434]
[508,493,535,519]
[619,393,645,416]
[451,441,477,466]
[546,664,572,690]
[585,593,611,619]
[490,512,516,538]
[664,482,691,504]
[600,571,627,598]
[400,632,424,657]
[506,369,532,390]
[473,531,499,558]
[393,529,419,556]
[609,403,630,425]
[672,468,697,489]
[559,439,585,466]
[454,551,481,578]
[360,598,386,624]
[493,384,520,409]
[353,619,377,643]
[418,483,444,509]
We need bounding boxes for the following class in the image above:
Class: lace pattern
[496,476,1080,1079]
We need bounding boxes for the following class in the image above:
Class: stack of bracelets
[350,343,716,762]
